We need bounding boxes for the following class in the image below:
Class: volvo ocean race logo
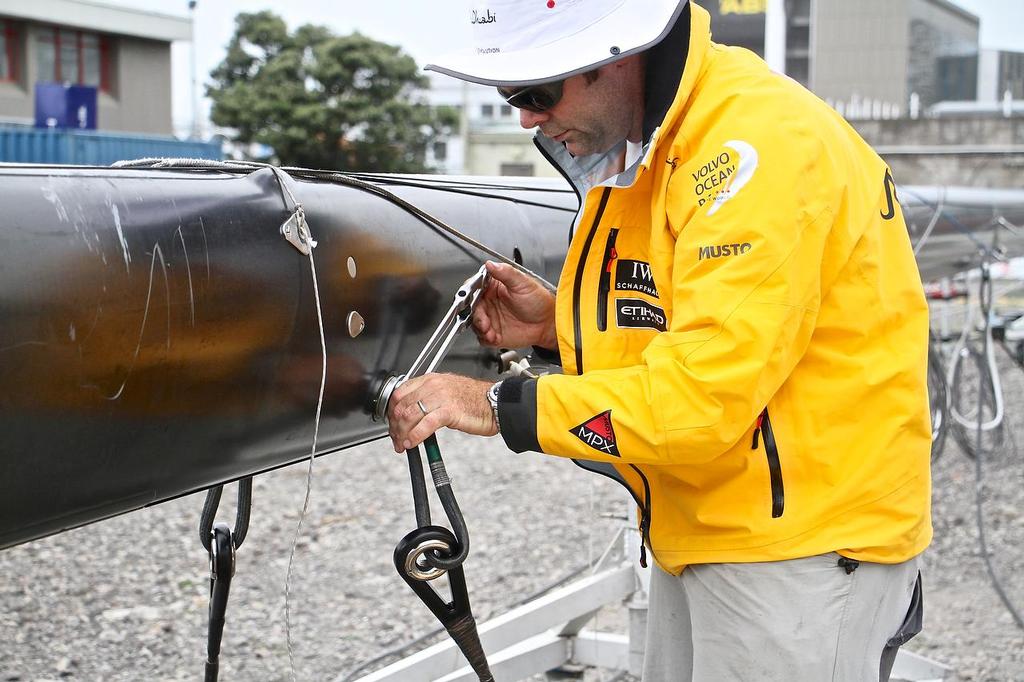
[692,140,759,216]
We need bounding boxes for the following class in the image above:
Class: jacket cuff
[531,344,562,366]
[497,376,541,453]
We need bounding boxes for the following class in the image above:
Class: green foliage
[207,11,457,172]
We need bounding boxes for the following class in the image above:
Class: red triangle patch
[570,410,620,456]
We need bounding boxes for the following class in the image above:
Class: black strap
[198,478,253,681]
[205,523,234,682]
[199,477,252,551]
[396,436,494,681]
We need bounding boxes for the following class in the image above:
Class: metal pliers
[372,263,490,420]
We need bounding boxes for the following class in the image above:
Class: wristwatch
[486,381,502,432]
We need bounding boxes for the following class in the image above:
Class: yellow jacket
[497,3,932,574]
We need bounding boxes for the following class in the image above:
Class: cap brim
[425,0,687,86]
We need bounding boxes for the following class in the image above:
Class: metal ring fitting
[404,539,452,581]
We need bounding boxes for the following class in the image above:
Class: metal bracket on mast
[280,205,317,255]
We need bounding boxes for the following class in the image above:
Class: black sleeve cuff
[496,376,541,453]
[531,344,562,366]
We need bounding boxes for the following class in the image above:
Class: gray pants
[642,553,922,682]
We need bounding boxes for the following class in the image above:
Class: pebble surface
[2,364,1023,681]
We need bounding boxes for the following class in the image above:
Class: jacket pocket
[751,408,785,518]
[596,228,619,332]
[880,571,924,681]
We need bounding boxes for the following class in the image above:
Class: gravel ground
[2,360,1024,681]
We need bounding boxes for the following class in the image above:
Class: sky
[96,0,1024,137]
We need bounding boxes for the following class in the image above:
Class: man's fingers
[403,407,451,450]
[387,374,450,449]
[472,300,505,347]
[485,260,532,293]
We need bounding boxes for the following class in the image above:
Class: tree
[207,11,457,172]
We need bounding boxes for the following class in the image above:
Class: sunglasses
[497,80,565,113]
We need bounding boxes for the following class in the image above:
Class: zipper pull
[751,410,765,449]
[639,543,648,568]
[605,247,618,273]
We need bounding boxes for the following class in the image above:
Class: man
[388,1,931,679]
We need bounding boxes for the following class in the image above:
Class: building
[424,72,558,179]
[978,49,1024,102]
[0,0,190,134]
[701,0,980,114]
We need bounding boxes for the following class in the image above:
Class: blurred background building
[703,0,1022,114]
[427,0,1022,183]
[424,72,560,178]
[692,0,1023,188]
[0,0,220,164]
[0,0,1019,183]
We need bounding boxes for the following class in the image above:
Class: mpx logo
[570,410,620,456]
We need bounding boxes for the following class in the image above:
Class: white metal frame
[351,518,951,682]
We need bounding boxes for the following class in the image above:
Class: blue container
[0,126,222,166]
[34,84,98,130]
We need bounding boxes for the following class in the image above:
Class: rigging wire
[320,170,579,212]
[927,330,950,460]
[929,253,1024,631]
[902,186,1005,260]
[350,171,576,193]
[909,194,1024,630]
[968,264,1024,631]
[944,269,1005,455]
[272,165,559,293]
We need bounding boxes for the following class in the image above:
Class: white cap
[426,0,688,86]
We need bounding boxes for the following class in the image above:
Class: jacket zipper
[571,187,612,375]
[597,228,620,332]
[751,408,785,518]
[571,459,653,567]
[629,464,653,567]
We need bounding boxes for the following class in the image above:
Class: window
[500,104,513,117]
[0,20,18,82]
[500,162,534,176]
[481,103,494,118]
[433,141,447,162]
[35,27,110,92]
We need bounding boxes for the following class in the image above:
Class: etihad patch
[616,298,667,331]
[571,410,620,456]
[691,140,759,216]
[615,259,659,298]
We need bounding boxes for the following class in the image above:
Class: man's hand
[387,373,497,453]
[473,261,557,350]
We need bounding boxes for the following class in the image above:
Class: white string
[283,243,328,682]
[264,165,330,682]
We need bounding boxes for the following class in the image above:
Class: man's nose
[519,108,549,129]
